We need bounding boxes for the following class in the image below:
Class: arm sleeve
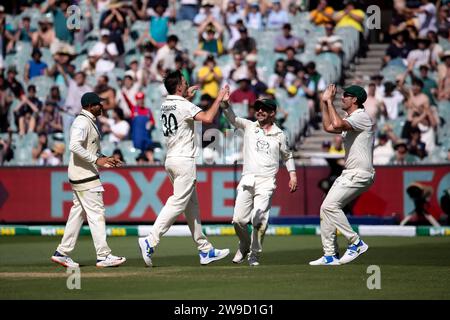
[187,101,203,118]
[280,133,295,172]
[69,121,98,164]
[223,106,251,129]
[345,111,373,131]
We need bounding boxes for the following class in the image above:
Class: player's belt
[69,175,100,184]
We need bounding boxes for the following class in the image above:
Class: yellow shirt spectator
[310,6,335,25]
[197,66,223,98]
[335,9,365,33]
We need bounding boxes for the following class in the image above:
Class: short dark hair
[164,70,184,95]
[28,84,36,92]
[113,107,125,120]
[412,78,424,88]
[167,35,179,43]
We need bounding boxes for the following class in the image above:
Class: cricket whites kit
[312,107,374,266]
[138,95,229,266]
[223,104,295,266]
[52,93,125,268]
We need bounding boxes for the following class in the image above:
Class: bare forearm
[327,100,345,128]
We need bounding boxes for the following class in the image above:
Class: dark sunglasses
[343,92,355,98]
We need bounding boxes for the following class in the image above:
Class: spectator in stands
[244,2,264,31]
[14,16,36,44]
[197,54,223,99]
[230,77,257,109]
[389,140,417,165]
[32,14,56,49]
[0,76,14,133]
[427,30,444,70]
[174,51,196,86]
[94,75,117,111]
[47,46,76,86]
[329,135,345,155]
[381,81,404,120]
[47,86,64,110]
[411,0,437,37]
[437,4,450,38]
[415,64,438,106]
[152,34,180,74]
[5,66,24,99]
[305,62,326,97]
[0,132,14,165]
[406,37,431,69]
[148,3,174,48]
[60,71,92,136]
[268,58,294,90]
[81,53,98,77]
[140,51,158,86]
[112,148,126,164]
[373,132,395,165]
[223,1,243,43]
[274,23,304,53]
[178,0,200,21]
[1,6,15,54]
[36,101,63,135]
[266,0,289,30]
[438,51,450,101]
[334,0,367,58]
[118,71,140,118]
[364,83,386,126]
[24,48,48,84]
[89,29,119,74]
[310,0,335,26]
[407,126,428,160]
[136,145,159,165]
[100,107,130,144]
[194,1,221,26]
[32,132,49,164]
[285,47,303,75]
[38,141,65,166]
[41,0,74,44]
[130,92,155,151]
[315,21,343,55]
[232,25,257,55]
[195,18,225,57]
[13,85,42,136]
[223,52,244,88]
[383,30,413,66]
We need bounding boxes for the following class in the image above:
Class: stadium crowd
[0,0,449,166]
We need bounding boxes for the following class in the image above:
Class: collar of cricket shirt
[166,95,189,102]
[255,121,282,136]
[80,109,96,121]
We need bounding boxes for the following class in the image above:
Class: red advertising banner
[0,165,448,223]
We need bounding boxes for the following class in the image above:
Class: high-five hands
[322,84,337,102]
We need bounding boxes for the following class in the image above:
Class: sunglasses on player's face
[255,106,271,112]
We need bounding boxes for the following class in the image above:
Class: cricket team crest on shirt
[256,139,270,154]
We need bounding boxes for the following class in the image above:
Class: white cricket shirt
[224,107,295,178]
[342,108,375,173]
[161,95,203,158]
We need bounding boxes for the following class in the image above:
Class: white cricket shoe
[309,255,340,266]
[51,251,79,268]
[138,237,154,267]
[232,249,249,264]
[199,248,230,265]
[248,253,260,266]
[96,254,126,268]
[339,239,369,265]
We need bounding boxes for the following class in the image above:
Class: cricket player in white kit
[138,71,230,266]
[51,92,126,268]
[310,84,374,266]
[221,98,298,266]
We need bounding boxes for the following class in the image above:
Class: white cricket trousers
[320,169,375,256]
[232,175,276,256]
[146,157,212,252]
[57,189,111,259]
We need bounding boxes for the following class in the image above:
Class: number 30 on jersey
[161,113,178,137]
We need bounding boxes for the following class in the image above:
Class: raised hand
[186,85,200,100]
[322,84,336,102]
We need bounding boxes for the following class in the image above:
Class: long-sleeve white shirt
[223,106,295,178]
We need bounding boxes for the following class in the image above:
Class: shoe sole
[340,244,369,265]
[201,250,230,265]
[309,261,340,266]
[232,251,249,264]
[51,256,79,268]
[138,238,153,267]
[96,258,126,268]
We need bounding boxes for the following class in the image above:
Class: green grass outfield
[0,235,449,300]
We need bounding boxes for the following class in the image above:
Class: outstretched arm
[324,84,353,131]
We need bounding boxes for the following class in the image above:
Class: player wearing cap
[309,84,374,266]
[51,92,126,268]
[221,98,298,266]
[138,71,230,267]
